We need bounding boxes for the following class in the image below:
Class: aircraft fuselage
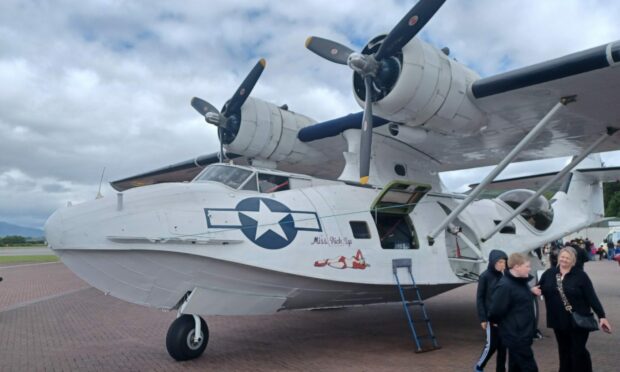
[45,163,597,316]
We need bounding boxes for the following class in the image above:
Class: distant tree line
[604,182,620,217]
[0,235,45,246]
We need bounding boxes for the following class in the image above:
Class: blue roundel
[236,197,296,249]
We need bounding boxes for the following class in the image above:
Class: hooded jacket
[488,270,536,347]
[476,249,508,322]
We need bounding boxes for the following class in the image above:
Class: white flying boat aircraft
[45,0,620,361]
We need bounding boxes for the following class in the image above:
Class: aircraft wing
[110,153,246,191]
[468,166,620,192]
[418,42,620,171]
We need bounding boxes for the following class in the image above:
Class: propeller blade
[225,58,266,115]
[305,36,354,65]
[359,76,374,184]
[191,97,220,116]
[375,0,445,61]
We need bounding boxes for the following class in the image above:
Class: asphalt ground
[0,260,618,371]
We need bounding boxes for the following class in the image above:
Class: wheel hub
[186,330,203,350]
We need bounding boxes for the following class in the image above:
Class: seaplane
[45,0,620,361]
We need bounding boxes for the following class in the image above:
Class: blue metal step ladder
[392,258,440,352]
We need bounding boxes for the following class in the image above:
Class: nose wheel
[166,314,209,361]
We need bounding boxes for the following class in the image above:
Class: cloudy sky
[1,0,620,229]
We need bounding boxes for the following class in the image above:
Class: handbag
[556,273,599,331]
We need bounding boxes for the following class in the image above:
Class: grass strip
[0,255,59,264]
[0,245,48,249]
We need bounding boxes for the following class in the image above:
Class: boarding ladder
[392,258,440,352]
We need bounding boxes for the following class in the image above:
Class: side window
[258,173,290,193]
[494,220,516,234]
[350,221,371,239]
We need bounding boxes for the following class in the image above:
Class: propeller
[306,0,445,184]
[191,58,266,161]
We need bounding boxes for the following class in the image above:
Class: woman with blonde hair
[537,247,612,372]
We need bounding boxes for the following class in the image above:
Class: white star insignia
[240,200,290,241]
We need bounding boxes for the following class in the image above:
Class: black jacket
[539,267,605,330]
[476,249,508,322]
[488,270,536,347]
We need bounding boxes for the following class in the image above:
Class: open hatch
[370,181,431,249]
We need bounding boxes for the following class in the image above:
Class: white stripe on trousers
[476,324,492,367]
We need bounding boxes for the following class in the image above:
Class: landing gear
[166,314,208,361]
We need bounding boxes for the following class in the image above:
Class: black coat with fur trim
[539,266,605,330]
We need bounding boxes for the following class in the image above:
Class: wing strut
[449,225,485,261]
[481,126,619,242]
[427,96,577,245]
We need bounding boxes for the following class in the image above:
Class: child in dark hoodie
[474,249,508,372]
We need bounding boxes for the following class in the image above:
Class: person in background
[537,247,612,372]
[549,241,562,267]
[570,242,589,270]
[596,245,606,261]
[584,238,594,260]
[475,249,508,372]
[606,239,615,261]
[489,253,540,372]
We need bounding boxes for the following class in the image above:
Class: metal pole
[427,97,574,245]
[482,128,616,241]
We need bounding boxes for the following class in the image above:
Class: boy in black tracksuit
[475,249,508,372]
[489,253,538,372]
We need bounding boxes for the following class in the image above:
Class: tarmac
[0,259,618,372]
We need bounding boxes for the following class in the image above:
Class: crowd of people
[474,240,614,372]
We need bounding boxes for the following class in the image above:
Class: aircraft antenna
[96,166,106,199]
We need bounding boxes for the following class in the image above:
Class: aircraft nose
[44,209,64,251]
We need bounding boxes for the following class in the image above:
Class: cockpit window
[241,174,258,191]
[194,165,252,189]
[258,173,290,193]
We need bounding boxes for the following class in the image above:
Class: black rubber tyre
[166,314,209,361]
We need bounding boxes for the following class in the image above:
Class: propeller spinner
[191,58,267,161]
[306,0,445,184]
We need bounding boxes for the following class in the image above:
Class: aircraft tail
[548,170,606,240]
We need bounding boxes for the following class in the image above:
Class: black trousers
[475,325,506,371]
[507,343,538,372]
[553,328,592,372]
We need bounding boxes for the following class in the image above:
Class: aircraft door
[370,181,431,250]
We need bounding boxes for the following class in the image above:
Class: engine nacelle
[224,97,328,166]
[354,37,487,136]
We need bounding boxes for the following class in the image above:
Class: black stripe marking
[472,43,612,99]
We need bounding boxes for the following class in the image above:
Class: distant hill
[0,221,44,238]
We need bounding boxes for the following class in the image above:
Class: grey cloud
[1,0,619,228]
[42,184,71,193]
